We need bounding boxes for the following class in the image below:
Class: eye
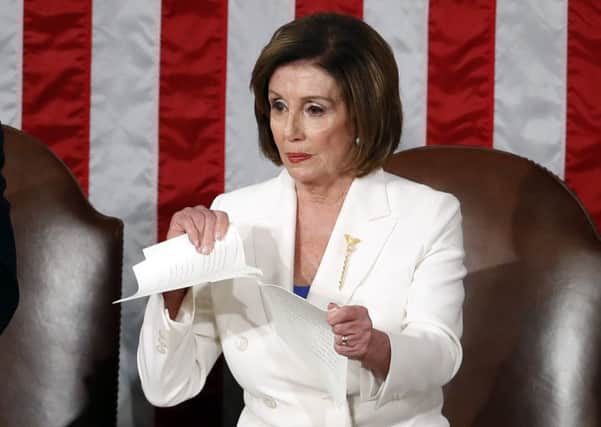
[269,99,287,112]
[306,103,325,116]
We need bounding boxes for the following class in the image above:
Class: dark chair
[0,125,123,427]
[385,146,601,427]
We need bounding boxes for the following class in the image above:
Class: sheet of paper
[259,283,348,403]
[117,224,347,401]
[114,226,262,303]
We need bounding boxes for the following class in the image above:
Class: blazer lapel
[308,169,398,308]
[252,170,297,292]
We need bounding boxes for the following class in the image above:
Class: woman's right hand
[163,205,229,319]
[166,205,230,253]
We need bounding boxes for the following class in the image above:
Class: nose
[284,110,303,142]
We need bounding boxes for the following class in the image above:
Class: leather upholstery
[0,125,123,427]
[385,146,601,427]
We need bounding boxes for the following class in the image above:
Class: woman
[138,13,465,427]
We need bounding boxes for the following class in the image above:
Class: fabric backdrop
[0,1,599,425]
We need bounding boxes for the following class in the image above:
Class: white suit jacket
[138,168,466,427]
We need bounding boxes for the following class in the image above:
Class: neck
[295,175,354,207]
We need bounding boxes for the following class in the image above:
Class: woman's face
[268,60,355,187]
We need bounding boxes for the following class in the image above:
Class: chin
[284,165,342,187]
[284,164,318,183]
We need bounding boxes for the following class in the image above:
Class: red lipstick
[286,153,312,163]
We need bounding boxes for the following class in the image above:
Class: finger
[334,339,348,354]
[214,210,229,240]
[334,343,359,358]
[169,211,201,246]
[328,305,359,325]
[335,339,369,359]
[184,208,207,250]
[335,333,354,347]
[340,347,363,360]
[166,214,187,240]
[347,342,370,359]
[199,210,217,254]
[326,303,341,325]
[332,322,356,336]
[334,305,372,326]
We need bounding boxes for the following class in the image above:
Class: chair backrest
[0,125,123,427]
[385,146,601,427]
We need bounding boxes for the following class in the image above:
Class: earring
[355,137,360,145]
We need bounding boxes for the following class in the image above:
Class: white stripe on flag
[0,0,23,128]
[224,0,294,192]
[493,0,568,178]
[88,1,162,426]
[364,0,429,150]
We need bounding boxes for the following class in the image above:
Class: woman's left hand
[327,303,373,360]
[327,303,391,380]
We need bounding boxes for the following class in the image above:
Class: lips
[286,153,312,163]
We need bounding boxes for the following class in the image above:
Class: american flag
[1,1,599,425]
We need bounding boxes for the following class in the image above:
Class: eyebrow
[268,90,336,104]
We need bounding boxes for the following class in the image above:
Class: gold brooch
[338,234,360,290]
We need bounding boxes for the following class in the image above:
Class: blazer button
[236,336,248,351]
[158,330,167,348]
[262,396,277,409]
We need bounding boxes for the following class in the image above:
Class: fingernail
[215,233,223,240]
[201,245,210,255]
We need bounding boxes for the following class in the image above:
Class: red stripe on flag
[21,0,92,193]
[426,0,496,147]
[565,2,601,233]
[157,1,227,240]
[295,0,363,19]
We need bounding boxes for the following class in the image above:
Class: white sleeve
[360,193,466,407]
[137,285,222,407]
[137,194,226,407]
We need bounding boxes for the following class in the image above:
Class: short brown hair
[251,12,402,177]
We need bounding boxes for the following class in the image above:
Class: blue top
[293,285,310,299]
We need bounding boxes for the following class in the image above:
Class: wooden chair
[385,146,601,427]
[0,125,123,426]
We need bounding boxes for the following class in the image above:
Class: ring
[341,335,348,346]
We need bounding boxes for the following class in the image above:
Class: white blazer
[138,168,466,427]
